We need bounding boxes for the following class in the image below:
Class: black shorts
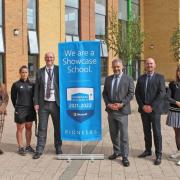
[14,106,36,124]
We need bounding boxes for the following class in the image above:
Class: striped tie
[46,68,52,99]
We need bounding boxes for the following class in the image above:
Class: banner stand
[57,142,104,161]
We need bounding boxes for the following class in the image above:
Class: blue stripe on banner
[58,41,102,141]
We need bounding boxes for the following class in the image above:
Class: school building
[0,0,179,90]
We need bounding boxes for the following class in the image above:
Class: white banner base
[57,154,104,160]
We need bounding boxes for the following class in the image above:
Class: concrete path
[0,97,179,180]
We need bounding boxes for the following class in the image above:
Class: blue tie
[145,74,151,103]
[112,75,118,102]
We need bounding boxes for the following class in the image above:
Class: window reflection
[0,0,2,26]
[65,0,79,41]
[27,0,36,30]
[65,7,79,35]
[95,0,108,84]
[0,55,3,83]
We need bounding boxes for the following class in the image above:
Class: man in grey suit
[135,58,166,165]
[33,52,62,159]
[103,58,134,167]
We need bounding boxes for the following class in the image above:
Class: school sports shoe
[176,160,180,166]
[25,145,35,153]
[169,150,180,159]
[0,148,3,154]
[18,147,26,156]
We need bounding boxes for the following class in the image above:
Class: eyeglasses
[45,56,54,59]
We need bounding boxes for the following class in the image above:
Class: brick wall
[4,0,28,91]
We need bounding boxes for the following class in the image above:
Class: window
[27,0,36,30]
[118,0,127,21]
[0,27,4,53]
[95,0,106,38]
[0,0,2,26]
[27,0,38,81]
[95,0,108,84]
[28,55,38,82]
[118,0,128,53]
[95,14,105,37]
[65,0,78,8]
[28,31,38,54]
[0,55,3,83]
[132,0,140,19]
[65,0,79,41]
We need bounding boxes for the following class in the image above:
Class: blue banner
[58,41,102,141]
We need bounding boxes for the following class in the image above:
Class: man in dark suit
[33,52,62,159]
[135,57,166,165]
[103,58,134,167]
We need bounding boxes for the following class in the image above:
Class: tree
[105,10,145,75]
[170,25,180,63]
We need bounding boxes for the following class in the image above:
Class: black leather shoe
[32,152,42,159]
[108,153,121,160]
[154,157,161,165]
[122,157,130,167]
[0,149,4,154]
[138,151,152,158]
[56,149,63,155]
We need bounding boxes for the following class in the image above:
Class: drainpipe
[127,0,132,76]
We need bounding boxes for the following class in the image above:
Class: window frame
[65,0,80,41]
[27,0,36,30]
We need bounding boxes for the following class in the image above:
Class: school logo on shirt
[66,88,94,122]
[28,85,33,89]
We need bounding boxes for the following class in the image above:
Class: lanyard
[46,68,54,81]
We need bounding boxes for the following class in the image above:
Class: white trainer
[176,160,180,166]
[170,150,180,159]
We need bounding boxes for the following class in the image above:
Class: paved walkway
[0,97,180,180]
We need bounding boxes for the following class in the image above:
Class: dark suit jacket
[135,73,166,114]
[102,74,134,115]
[34,65,60,107]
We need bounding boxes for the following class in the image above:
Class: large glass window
[118,0,128,52]
[132,0,139,18]
[27,0,36,30]
[65,7,79,35]
[118,0,127,21]
[28,55,38,82]
[65,0,79,41]
[0,27,4,53]
[95,0,108,84]
[95,14,105,38]
[0,0,2,26]
[27,0,38,81]
[65,0,79,8]
[28,30,38,54]
[0,55,3,83]
[95,0,106,38]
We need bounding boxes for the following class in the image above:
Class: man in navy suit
[33,52,62,159]
[103,58,134,167]
[135,58,166,165]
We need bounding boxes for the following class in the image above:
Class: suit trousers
[141,113,162,157]
[108,113,129,157]
[36,101,62,154]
